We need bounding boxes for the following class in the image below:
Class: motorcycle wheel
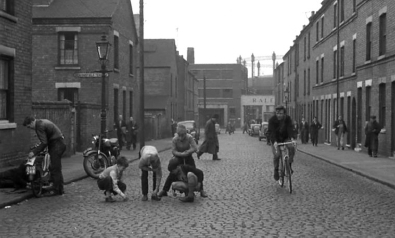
[31,170,43,198]
[83,153,108,179]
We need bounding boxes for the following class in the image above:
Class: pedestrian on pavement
[292,120,299,141]
[299,118,309,144]
[97,156,129,202]
[333,115,348,150]
[196,114,220,160]
[242,121,248,134]
[267,105,296,181]
[310,117,322,146]
[138,145,162,201]
[171,119,177,136]
[364,115,381,157]
[114,115,127,150]
[158,124,197,197]
[167,157,208,202]
[126,116,138,150]
[23,116,66,196]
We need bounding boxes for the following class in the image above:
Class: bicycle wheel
[278,156,285,187]
[284,158,292,193]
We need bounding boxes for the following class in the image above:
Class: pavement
[0,138,172,209]
[1,136,395,209]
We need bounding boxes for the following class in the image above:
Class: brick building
[188,49,249,128]
[32,0,139,151]
[0,0,33,166]
[275,0,395,157]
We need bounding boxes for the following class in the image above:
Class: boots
[179,179,195,203]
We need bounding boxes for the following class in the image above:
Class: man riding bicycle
[267,105,296,181]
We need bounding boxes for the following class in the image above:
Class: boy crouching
[97,156,129,202]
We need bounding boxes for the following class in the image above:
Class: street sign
[73,72,108,78]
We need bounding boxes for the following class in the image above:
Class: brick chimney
[187,47,195,64]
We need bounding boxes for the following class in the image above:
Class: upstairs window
[321,57,324,83]
[333,49,337,79]
[334,3,338,28]
[379,83,386,127]
[340,46,345,77]
[379,13,387,56]
[352,39,356,73]
[316,21,319,42]
[340,0,345,23]
[0,57,11,120]
[0,0,14,15]
[366,22,372,61]
[222,89,233,98]
[59,32,78,65]
[129,44,134,75]
[114,35,119,70]
[321,16,324,38]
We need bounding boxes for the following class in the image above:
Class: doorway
[351,97,356,149]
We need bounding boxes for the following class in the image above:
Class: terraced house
[275,0,395,157]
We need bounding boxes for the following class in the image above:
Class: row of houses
[274,0,395,157]
[0,0,202,166]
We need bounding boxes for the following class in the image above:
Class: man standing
[126,117,138,150]
[266,105,296,181]
[310,117,322,146]
[299,118,309,144]
[333,116,348,150]
[114,115,127,150]
[196,114,220,160]
[364,115,381,157]
[23,116,66,196]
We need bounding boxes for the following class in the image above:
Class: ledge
[0,120,17,129]
[55,66,81,70]
[0,11,18,23]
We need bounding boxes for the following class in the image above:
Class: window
[303,70,306,96]
[340,97,344,117]
[366,22,372,61]
[352,39,356,73]
[316,60,319,84]
[59,32,78,65]
[222,89,233,98]
[353,0,356,12]
[122,90,126,120]
[58,88,78,104]
[340,0,344,23]
[308,32,311,59]
[321,57,324,83]
[303,37,306,61]
[316,21,319,42]
[0,0,14,15]
[114,88,119,122]
[308,68,310,95]
[129,91,133,117]
[229,107,236,117]
[365,86,371,121]
[379,84,386,127]
[347,96,351,144]
[321,16,324,38]
[333,49,337,79]
[334,3,338,28]
[129,44,134,75]
[379,14,387,56]
[340,46,345,77]
[114,35,119,70]
[0,57,11,120]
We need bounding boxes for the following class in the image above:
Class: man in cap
[196,114,220,160]
[364,115,381,157]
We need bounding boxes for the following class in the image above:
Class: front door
[351,97,356,149]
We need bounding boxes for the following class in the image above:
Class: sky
[130,0,323,76]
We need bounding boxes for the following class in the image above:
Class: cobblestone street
[1,131,394,237]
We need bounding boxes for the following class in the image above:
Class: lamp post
[96,34,111,136]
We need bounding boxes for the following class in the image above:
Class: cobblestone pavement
[1,131,394,237]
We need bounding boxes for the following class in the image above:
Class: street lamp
[96,34,111,135]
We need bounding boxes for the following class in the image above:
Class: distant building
[276,0,395,157]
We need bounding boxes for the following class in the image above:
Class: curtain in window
[60,33,78,65]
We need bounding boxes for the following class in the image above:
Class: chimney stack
[187,47,195,64]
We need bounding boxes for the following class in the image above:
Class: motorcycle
[25,145,51,197]
[83,133,120,179]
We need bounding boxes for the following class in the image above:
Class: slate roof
[33,0,120,18]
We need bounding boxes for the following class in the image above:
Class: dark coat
[310,121,322,135]
[198,119,219,154]
[364,120,381,150]
[267,115,294,143]
[292,123,299,139]
[333,120,348,135]
[127,121,138,143]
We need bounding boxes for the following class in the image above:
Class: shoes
[374,155,377,158]
[158,190,168,197]
[342,147,344,150]
[200,190,208,198]
[105,196,115,202]
[141,195,148,201]
[151,194,161,201]
[213,158,221,160]
[274,169,279,181]
[179,196,194,202]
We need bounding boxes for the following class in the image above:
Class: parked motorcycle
[25,144,51,197]
[83,133,120,179]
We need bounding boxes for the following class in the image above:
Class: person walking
[126,117,138,150]
[292,120,299,141]
[114,115,127,150]
[364,115,381,157]
[299,118,309,144]
[333,115,348,150]
[23,116,66,196]
[242,121,248,134]
[310,117,322,146]
[196,114,220,160]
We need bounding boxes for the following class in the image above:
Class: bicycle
[275,141,297,193]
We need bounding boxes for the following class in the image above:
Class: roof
[33,0,120,18]
[144,96,169,110]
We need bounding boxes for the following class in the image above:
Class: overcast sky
[130,0,322,76]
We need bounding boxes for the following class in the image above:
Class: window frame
[0,56,13,121]
[114,35,119,70]
[340,46,345,77]
[379,83,386,127]
[379,13,387,56]
[366,22,372,61]
[0,0,14,15]
[129,44,134,75]
[58,32,79,66]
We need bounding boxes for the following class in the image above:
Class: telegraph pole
[139,0,145,149]
[336,0,340,119]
